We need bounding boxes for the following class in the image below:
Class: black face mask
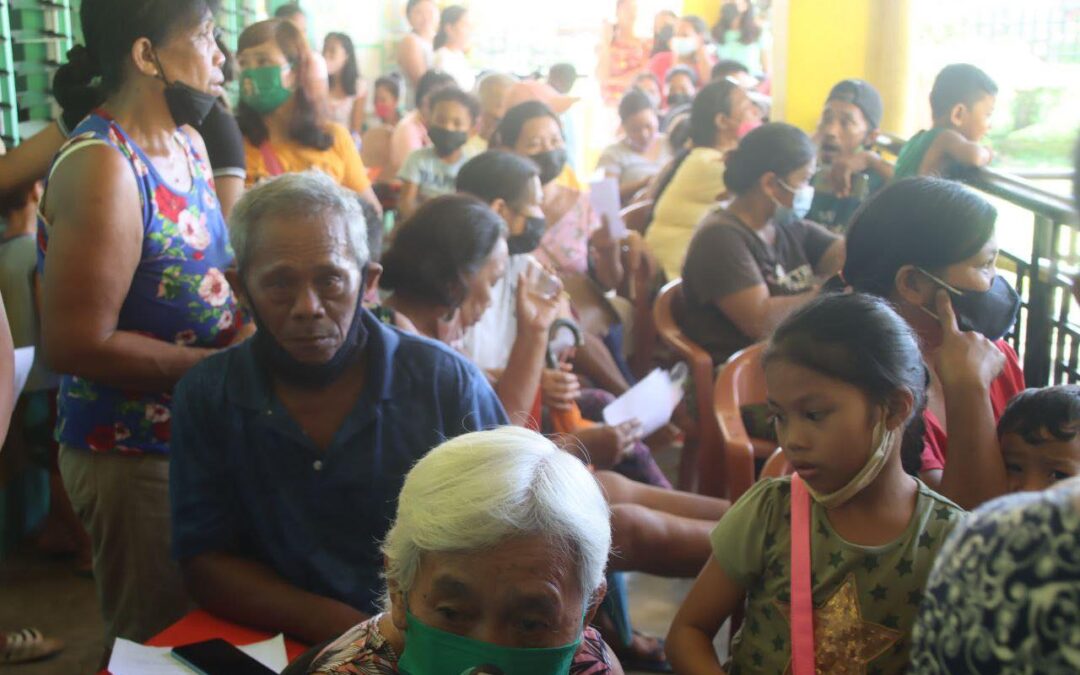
[919,269,1021,341]
[667,92,693,107]
[153,52,218,127]
[507,215,547,255]
[530,148,567,185]
[246,272,370,389]
[428,126,469,157]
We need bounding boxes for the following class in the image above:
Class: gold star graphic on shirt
[778,574,902,674]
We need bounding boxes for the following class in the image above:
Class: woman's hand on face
[541,364,581,411]
[933,290,1005,391]
[515,271,562,336]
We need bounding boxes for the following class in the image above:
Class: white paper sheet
[12,346,33,398]
[107,634,288,675]
[602,364,687,437]
[589,177,628,239]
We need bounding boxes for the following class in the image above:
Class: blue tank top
[38,112,240,454]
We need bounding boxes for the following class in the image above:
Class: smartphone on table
[171,638,277,675]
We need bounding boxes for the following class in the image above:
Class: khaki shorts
[59,446,192,644]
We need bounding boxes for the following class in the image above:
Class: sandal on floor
[0,628,64,664]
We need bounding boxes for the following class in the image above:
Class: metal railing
[877,133,1079,386]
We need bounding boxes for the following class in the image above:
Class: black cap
[826,79,884,130]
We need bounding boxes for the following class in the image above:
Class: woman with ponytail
[38,0,247,645]
[235,19,381,214]
[432,5,476,91]
[679,122,843,364]
[644,79,759,279]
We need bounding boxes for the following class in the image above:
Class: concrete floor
[0,447,727,674]
[0,548,103,674]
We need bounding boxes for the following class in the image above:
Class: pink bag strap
[790,473,816,675]
[258,142,286,177]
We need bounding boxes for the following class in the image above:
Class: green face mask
[397,609,581,675]
[239,65,293,115]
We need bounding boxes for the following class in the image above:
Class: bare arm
[214,175,245,220]
[397,181,420,221]
[183,552,367,645]
[349,92,367,137]
[666,556,742,675]
[931,291,1008,509]
[813,239,845,278]
[40,147,212,391]
[397,34,430,86]
[715,284,816,342]
[495,274,562,424]
[936,129,992,170]
[0,122,65,191]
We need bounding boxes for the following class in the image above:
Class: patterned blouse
[911,480,1080,673]
[309,614,616,674]
[534,183,601,277]
[37,111,241,455]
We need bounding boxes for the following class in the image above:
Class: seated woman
[839,176,1025,509]
[306,427,622,674]
[645,79,756,280]
[235,19,380,213]
[378,193,667,487]
[679,123,844,364]
[493,101,639,395]
[432,5,476,92]
[493,101,621,287]
[597,89,672,205]
[322,32,365,141]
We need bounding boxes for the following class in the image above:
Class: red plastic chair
[712,342,778,503]
[653,279,716,492]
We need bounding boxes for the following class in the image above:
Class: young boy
[894,63,996,179]
[806,79,893,232]
[397,87,481,219]
[998,385,1080,492]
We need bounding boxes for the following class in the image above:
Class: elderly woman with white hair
[305,427,624,675]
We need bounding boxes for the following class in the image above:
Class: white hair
[228,171,369,273]
[383,427,611,604]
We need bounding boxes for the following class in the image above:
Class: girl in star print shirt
[666,293,965,674]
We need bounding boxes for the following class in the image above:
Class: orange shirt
[244,122,371,193]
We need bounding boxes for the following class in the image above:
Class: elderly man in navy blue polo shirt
[169,172,507,644]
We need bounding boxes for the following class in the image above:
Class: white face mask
[671,36,697,56]
[777,178,815,220]
[803,414,895,509]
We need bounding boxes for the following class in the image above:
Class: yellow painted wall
[683,0,721,20]
[784,0,871,132]
[688,0,912,136]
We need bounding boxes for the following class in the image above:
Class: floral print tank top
[37,112,241,455]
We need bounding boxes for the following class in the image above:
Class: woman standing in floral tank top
[38,0,248,647]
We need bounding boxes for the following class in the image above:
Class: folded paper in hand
[602,363,687,437]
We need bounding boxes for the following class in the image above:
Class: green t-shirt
[710,477,965,674]
[893,128,946,180]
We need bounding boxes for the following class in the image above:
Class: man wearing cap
[806,79,894,232]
